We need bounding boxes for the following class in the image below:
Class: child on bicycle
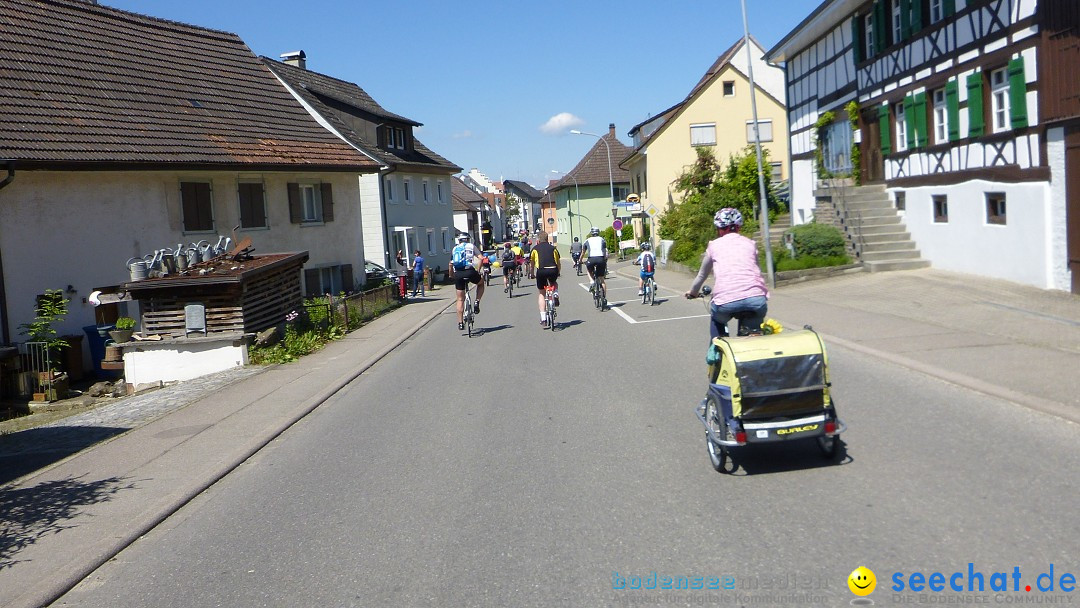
[634,241,656,296]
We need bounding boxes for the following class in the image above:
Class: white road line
[612,306,637,324]
[634,314,709,324]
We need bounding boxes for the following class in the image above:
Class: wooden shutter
[946,79,961,141]
[967,72,985,137]
[288,182,302,224]
[321,183,334,222]
[181,182,213,232]
[879,104,892,155]
[874,0,888,53]
[910,0,923,32]
[904,96,917,149]
[914,92,929,148]
[901,0,912,41]
[943,0,955,17]
[1008,57,1028,129]
[852,17,863,63]
[340,264,354,293]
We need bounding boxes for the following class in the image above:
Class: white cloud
[539,112,584,135]
[452,130,474,139]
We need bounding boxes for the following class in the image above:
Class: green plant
[813,111,836,178]
[788,223,847,258]
[115,316,136,330]
[846,100,862,185]
[20,289,69,357]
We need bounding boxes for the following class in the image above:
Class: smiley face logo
[848,567,876,596]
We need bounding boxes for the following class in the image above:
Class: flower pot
[108,329,134,343]
[97,325,115,338]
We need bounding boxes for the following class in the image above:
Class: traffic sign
[612,219,624,231]
[645,205,659,218]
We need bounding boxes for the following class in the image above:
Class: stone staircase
[752,212,791,253]
[813,182,930,272]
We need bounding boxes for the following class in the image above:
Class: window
[723,81,735,96]
[892,0,903,45]
[385,177,395,203]
[690,123,717,146]
[894,191,906,211]
[403,178,412,204]
[746,120,773,143]
[770,163,783,181]
[427,228,436,253]
[933,195,949,223]
[933,88,949,144]
[237,181,266,229]
[300,184,321,222]
[895,101,908,152]
[437,180,445,204]
[865,13,875,57]
[395,128,405,149]
[990,67,1010,133]
[422,179,430,204]
[930,0,944,23]
[180,181,214,232]
[442,227,450,252]
[986,193,1006,225]
[822,120,852,174]
[304,264,354,297]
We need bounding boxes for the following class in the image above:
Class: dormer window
[385,126,406,150]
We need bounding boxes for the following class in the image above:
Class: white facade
[381,171,455,273]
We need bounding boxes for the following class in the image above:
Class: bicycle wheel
[599,283,607,311]
[548,297,556,330]
[641,282,647,305]
[648,279,656,306]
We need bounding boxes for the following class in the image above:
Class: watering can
[160,249,177,275]
[145,250,165,278]
[196,240,213,262]
[127,257,148,281]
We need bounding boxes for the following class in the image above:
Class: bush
[788,223,847,258]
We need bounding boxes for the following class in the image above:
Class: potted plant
[109,316,136,343]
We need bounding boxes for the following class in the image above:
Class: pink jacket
[689,233,768,306]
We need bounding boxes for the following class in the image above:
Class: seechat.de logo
[848,566,877,596]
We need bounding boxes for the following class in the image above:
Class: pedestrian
[411,249,425,297]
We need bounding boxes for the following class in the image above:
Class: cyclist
[633,241,657,296]
[581,226,608,294]
[569,237,583,273]
[511,240,525,284]
[449,233,485,330]
[685,208,769,340]
[500,241,518,292]
[521,236,535,279]
[530,230,561,327]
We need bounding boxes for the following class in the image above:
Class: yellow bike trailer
[694,327,845,473]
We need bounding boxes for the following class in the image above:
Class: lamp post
[740,0,776,289]
[570,129,616,224]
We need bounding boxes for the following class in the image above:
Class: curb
[16,302,450,608]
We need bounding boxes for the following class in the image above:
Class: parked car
[364,260,390,284]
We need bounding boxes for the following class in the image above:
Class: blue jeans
[709,296,767,340]
[411,271,425,296]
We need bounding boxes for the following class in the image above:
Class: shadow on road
[0,426,129,486]
[0,474,135,570]
[704,439,851,477]
[476,324,513,336]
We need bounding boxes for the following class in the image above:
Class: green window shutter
[943,0,955,17]
[967,72,985,137]
[904,96,917,149]
[879,104,892,155]
[946,79,961,141]
[901,0,912,40]
[914,92,929,148]
[852,17,863,63]
[874,0,888,52]
[1008,57,1029,129]
[911,0,923,32]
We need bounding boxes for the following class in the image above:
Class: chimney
[608,123,616,138]
[280,50,306,70]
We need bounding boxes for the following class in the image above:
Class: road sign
[612,219,623,231]
[645,205,659,218]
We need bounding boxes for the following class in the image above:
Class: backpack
[642,252,655,273]
[452,244,471,270]
[502,248,515,263]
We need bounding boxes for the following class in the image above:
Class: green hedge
[788,223,847,258]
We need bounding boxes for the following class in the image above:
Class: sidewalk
[0,289,454,608]
[621,262,1080,423]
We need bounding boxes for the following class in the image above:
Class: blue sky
[102,0,817,189]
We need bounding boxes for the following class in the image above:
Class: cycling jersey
[582,235,606,259]
[530,242,560,270]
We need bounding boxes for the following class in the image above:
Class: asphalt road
[53,271,1080,607]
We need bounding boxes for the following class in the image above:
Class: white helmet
[714,208,744,229]
[590,226,601,236]
[456,233,470,243]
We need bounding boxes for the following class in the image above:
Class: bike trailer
[697,328,844,455]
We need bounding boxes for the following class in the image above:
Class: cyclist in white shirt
[449,233,484,330]
[581,226,608,293]
[634,241,657,296]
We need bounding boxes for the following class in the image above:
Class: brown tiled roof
[551,126,632,192]
[264,58,461,173]
[451,176,485,212]
[503,179,543,200]
[0,0,377,170]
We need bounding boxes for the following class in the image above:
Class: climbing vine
[813,110,836,179]
[846,100,861,185]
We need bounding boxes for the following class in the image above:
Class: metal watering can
[126,257,148,281]
[175,243,188,271]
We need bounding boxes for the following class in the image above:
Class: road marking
[634,314,709,324]
[612,306,637,324]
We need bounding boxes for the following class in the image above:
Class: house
[549,124,633,250]
[462,170,507,245]
[263,54,461,278]
[766,0,1079,292]
[620,37,789,218]
[451,177,486,246]
[503,180,544,234]
[0,0,380,357]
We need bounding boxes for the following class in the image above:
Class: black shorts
[501,261,517,276]
[535,267,559,290]
[585,257,607,277]
[454,267,482,290]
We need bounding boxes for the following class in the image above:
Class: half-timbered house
[767,0,1080,292]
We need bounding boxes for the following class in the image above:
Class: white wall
[791,159,817,224]
[360,172,386,268]
[383,171,455,271]
[897,180,1053,288]
[1045,127,1071,291]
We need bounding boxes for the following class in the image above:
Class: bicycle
[482,264,491,286]
[462,284,476,337]
[506,271,514,298]
[592,276,607,311]
[641,275,656,306]
[543,285,557,331]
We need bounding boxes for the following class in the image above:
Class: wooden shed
[121,251,309,337]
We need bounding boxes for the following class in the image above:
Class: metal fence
[301,284,400,333]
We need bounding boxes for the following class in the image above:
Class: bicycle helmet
[590,226,600,236]
[456,233,470,243]
[714,208,744,230]
[640,241,651,250]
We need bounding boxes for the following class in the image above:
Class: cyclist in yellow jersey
[530,231,561,326]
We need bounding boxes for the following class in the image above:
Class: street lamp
[570,129,616,219]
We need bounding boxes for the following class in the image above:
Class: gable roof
[451,176,485,213]
[551,126,632,192]
[0,0,378,170]
[264,58,461,174]
[503,179,542,200]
